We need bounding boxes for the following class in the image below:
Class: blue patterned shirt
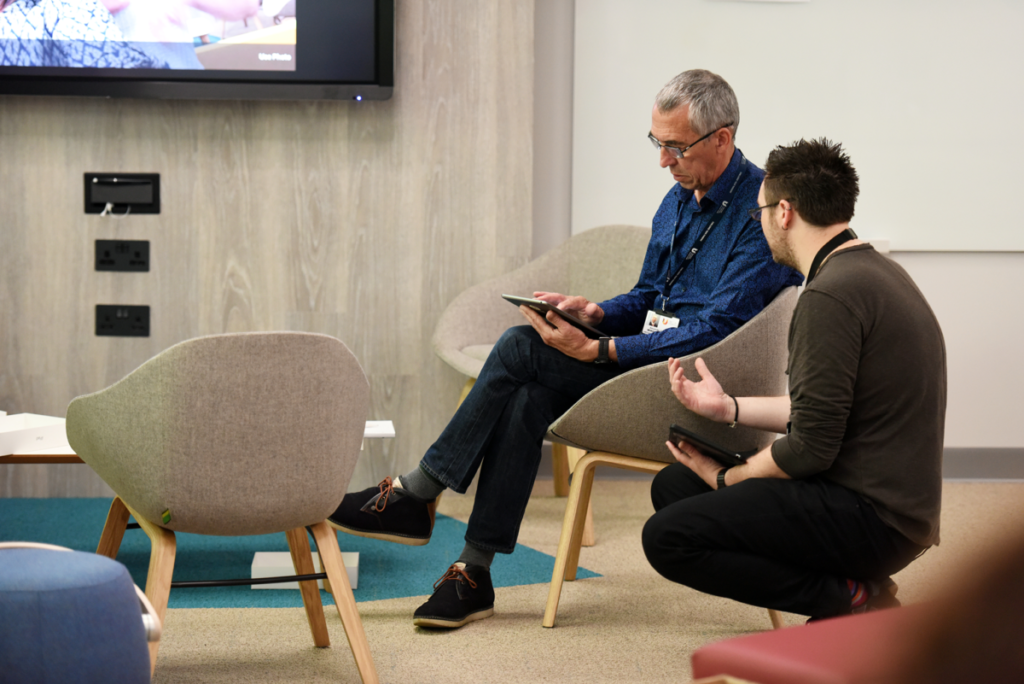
[599,148,803,369]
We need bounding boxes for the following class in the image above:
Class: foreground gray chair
[432,224,652,495]
[65,332,378,683]
[543,286,799,629]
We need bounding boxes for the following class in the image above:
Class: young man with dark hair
[645,138,946,620]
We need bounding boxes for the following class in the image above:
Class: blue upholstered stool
[0,545,152,684]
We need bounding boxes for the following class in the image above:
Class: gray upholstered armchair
[542,285,800,630]
[433,225,651,400]
[432,224,652,486]
[65,332,378,683]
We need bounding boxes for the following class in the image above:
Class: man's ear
[777,199,795,229]
[716,126,734,150]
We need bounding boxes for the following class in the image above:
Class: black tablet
[502,294,606,339]
[668,423,754,468]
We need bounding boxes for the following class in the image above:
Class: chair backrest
[565,225,651,303]
[66,332,369,536]
[548,286,799,462]
[432,225,650,376]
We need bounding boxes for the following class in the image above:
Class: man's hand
[666,438,724,489]
[519,305,599,361]
[533,291,605,324]
[669,357,735,423]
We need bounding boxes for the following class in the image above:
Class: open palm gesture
[668,357,734,424]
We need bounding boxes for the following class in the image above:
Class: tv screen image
[0,0,392,100]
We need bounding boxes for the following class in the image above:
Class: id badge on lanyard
[642,310,680,335]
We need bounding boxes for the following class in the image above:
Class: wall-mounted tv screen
[0,0,393,100]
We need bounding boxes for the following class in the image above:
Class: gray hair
[655,69,740,139]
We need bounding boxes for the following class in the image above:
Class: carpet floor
[4,478,1024,683]
[0,499,598,608]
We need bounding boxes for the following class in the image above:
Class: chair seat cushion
[462,344,494,363]
[447,344,494,378]
[0,549,150,684]
[691,606,921,684]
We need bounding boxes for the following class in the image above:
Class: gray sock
[399,464,445,501]
[457,543,495,570]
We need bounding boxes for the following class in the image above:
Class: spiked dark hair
[764,138,859,227]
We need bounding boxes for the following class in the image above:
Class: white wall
[890,252,1024,448]
[571,0,1024,251]
[562,0,1024,448]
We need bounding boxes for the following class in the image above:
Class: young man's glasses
[648,123,734,160]
[748,202,783,222]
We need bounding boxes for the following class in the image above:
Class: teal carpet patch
[0,498,600,608]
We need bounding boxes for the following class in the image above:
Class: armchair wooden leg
[310,521,379,684]
[564,465,596,581]
[581,503,595,547]
[125,503,176,677]
[287,527,330,648]
[768,609,785,629]
[564,447,595,547]
[95,496,131,559]
[551,443,571,497]
[543,454,598,627]
[457,378,475,408]
[317,545,332,596]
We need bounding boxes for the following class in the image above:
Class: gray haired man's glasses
[648,123,734,159]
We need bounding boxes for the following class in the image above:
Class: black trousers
[641,463,925,618]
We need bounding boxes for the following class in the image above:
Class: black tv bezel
[0,0,394,101]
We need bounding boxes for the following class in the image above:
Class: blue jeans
[421,326,626,553]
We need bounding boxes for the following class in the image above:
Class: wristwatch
[717,467,731,490]
[594,337,612,364]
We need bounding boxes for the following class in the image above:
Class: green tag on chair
[161,509,172,524]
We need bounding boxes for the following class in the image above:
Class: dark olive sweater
[771,244,946,547]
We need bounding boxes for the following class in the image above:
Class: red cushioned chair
[690,606,919,684]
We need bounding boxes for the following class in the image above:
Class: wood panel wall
[0,1,534,497]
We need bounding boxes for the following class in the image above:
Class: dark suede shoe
[327,477,437,546]
[851,578,901,613]
[807,578,900,623]
[413,563,495,629]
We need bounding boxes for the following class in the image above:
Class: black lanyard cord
[661,156,748,311]
[806,228,858,285]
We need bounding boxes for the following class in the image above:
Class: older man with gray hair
[327,68,803,630]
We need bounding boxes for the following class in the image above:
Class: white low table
[1,419,396,463]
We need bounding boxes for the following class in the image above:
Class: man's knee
[487,325,538,370]
[651,463,710,511]
[494,324,537,349]
[641,507,702,578]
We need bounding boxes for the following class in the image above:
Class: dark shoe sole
[326,520,431,546]
[327,495,440,546]
[413,607,494,629]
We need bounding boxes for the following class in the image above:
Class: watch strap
[717,467,731,490]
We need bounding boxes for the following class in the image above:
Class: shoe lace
[373,476,395,512]
[433,564,477,592]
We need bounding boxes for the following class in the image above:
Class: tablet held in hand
[502,294,606,339]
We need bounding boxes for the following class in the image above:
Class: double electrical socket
[95,240,149,272]
[96,305,150,337]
